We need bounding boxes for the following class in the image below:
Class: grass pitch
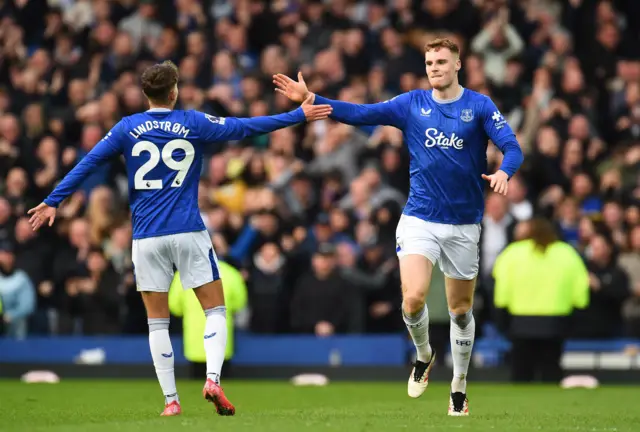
[2,380,637,431]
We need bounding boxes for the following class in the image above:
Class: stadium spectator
[13,216,50,334]
[493,217,589,382]
[69,247,121,335]
[356,236,402,333]
[0,240,36,339]
[290,243,354,335]
[621,225,640,337]
[470,8,524,85]
[506,174,533,222]
[480,192,517,290]
[0,197,14,246]
[571,232,631,339]
[246,241,289,333]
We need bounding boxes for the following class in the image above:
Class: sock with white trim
[149,318,179,404]
[204,306,227,384]
[403,304,433,363]
[449,309,475,393]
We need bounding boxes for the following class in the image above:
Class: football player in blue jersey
[28,60,333,417]
[273,37,523,416]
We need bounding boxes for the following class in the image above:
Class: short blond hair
[424,37,460,56]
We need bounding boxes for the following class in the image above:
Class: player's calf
[399,255,436,398]
[448,307,474,416]
[445,278,476,396]
[193,279,227,385]
[449,309,475,393]
[148,318,180,408]
[141,292,180,411]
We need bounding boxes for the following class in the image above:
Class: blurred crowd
[0,0,638,341]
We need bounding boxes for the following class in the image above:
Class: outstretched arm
[198,109,304,142]
[29,122,125,230]
[312,93,411,129]
[46,123,125,207]
[197,95,332,142]
[273,72,411,129]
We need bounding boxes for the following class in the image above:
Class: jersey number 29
[132,139,194,190]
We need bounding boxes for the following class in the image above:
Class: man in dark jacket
[571,233,630,338]
[290,243,355,335]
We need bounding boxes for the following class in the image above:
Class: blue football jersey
[314,88,523,225]
[44,107,306,239]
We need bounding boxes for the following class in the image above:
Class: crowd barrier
[2,333,640,368]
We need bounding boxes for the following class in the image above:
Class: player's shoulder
[402,89,428,102]
[384,90,423,104]
[116,112,139,129]
[461,88,490,104]
[461,88,497,110]
[185,109,227,127]
[164,109,192,123]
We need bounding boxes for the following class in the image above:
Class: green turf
[2,380,637,431]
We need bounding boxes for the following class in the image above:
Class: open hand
[27,202,56,231]
[273,72,310,103]
[482,170,509,195]
[300,93,332,122]
[315,321,334,337]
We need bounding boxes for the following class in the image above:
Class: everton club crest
[460,109,474,122]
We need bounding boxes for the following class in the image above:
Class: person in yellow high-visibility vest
[169,261,248,379]
[493,217,589,383]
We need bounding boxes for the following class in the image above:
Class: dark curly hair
[140,60,179,105]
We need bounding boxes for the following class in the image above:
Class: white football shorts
[395,214,481,280]
[132,230,220,292]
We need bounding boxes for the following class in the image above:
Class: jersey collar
[431,86,465,105]
[147,108,172,112]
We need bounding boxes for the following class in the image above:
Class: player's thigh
[171,230,222,290]
[440,224,481,314]
[396,215,442,310]
[396,215,442,267]
[132,237,173,318]
[131,236,174,319]
[399,255,434,308]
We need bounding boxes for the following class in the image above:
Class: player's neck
[148,104,173,111]
[432,84,462,102]
[147,99,174,111]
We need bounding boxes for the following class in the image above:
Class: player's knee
[449,301,472,317]
[448,291,473,315]
[402,291,426,316]
[449,307,473,329]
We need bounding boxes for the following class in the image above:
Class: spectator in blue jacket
[0,241,36,339]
